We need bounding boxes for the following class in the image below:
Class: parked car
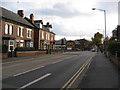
[91,48,95,52]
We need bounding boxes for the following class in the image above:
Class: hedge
[15,47,35,51]
[107,41,120,56]
[38,49,46,51]
[0,44,8,53]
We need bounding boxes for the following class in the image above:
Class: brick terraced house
[0,7,35,53]
[25,14,55,51]
[1,7,55,56]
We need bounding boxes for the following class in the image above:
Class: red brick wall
[0,53,8,59]
[16,51,46,57]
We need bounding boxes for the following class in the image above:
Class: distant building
[55,38,66,50]
[75,39,92,51]
[66,40,75,50]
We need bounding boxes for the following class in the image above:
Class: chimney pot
[46,22,49,26]
[30,13,34,23]
[18,10,24,17]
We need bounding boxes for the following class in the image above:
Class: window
[9,25,13,35]
[5,24,9,34]
[3,40,9,45]
[48,33,50,40]
[16,40,24,47]
[46,33,47,40]
[41,43,44,49]
[40,23,42,28]
[17,28,20,36]
[26,41,33,47]
[27,29,32,38]
[45,33,50,40]
[5,24,13,35]
[44,44,46,49]
[17,27,23,37]
[21,28,23,37]
[42,31,44,39]
[30,42,33,47]
[17,42,20,47]
[26,42,30,47]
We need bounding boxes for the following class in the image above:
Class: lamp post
[92,8,106,39]
[92,8,107,53]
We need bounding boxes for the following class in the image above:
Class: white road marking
[52,60,63,64]
[17,73,51,90]
[13,66,44,77]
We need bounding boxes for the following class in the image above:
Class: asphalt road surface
[2,51,96,89]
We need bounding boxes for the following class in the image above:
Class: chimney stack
[46,22,49,27]
[30,13,34,23]
[18,10,24,17]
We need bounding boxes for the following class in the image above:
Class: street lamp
[92,8,106,38]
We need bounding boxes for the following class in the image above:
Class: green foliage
[107,41,120,56]
[15,47,35,51]
[0,44,8,53]
[92,32,103,46]
[38,49,46,51]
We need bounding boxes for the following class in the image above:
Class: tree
[92,32,103,46]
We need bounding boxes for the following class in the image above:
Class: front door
[9,40,14,52]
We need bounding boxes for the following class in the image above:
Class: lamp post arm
[104,10,106,38]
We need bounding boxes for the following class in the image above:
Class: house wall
[2,20,34,51]
[34,29,39,50]
[37,29,55,50]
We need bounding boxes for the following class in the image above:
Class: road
[2,51,96,89]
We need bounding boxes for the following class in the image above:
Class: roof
[25,17,52,33]
[1,7,34,28]
[34,20,43,23]
[25,17,39,29]
[42,25,50,32]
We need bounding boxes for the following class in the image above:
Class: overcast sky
[1,0,119,40]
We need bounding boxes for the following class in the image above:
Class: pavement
[78,52,120,89]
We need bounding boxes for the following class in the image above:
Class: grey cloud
[118,2,120,25]
[96,2,118,14]
[1,2,18,12]
[1,2,92,18]
[37,3,92,18]
[52,23,65,35]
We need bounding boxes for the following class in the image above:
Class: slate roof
[25,17,39,29]
[1,7,34,28]
[25,17,55,34]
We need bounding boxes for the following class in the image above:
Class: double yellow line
[61,54,96,89]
